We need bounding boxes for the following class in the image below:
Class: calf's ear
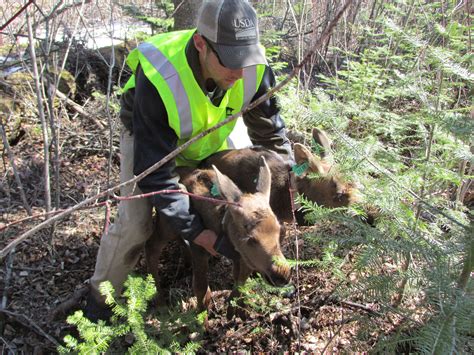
[294,143,312,164]
[312,128,332,158]
[212,165,242,203]
[294,143,327,176]
[256,156,272,201]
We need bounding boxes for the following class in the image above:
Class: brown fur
[146,157,291,314]
[202,147,293,221]
[203,128,359,224]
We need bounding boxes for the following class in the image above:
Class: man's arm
[132,66,216,252]
[243,66,293,163]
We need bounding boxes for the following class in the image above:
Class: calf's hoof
[226,303,250,320]
[226,293,250,320]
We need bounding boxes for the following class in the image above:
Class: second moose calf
[202,128,359,225]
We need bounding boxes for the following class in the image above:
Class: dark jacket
[119,34,291,242]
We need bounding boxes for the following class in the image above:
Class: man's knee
[123,241,146,267]
[119,219,153,241]
[109,210,153,243]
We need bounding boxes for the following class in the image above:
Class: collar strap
[215,208,241,260]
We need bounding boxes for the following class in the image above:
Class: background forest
[0,0,472,353]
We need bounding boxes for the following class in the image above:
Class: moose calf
[146,157,291,315]
[202,128,360,225]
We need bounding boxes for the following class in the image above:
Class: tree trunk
[173,0,203,31]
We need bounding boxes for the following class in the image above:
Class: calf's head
[213,157,291,287]
[293,128,359,208]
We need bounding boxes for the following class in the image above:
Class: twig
[0,189,239,233]
[0,336,15,353]
[321,316,346,354]
[0,0,34,31]
[26,8,52,214]
[38,0,92,26]
[339,300,382,317]
[0,0,352,261]
[169,0,187,20]
[45,80,61,212]
[55,90,105,130]
[113,188,241,207]
[105,0,116,232]
[0,309,59,347]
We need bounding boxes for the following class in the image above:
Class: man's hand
[193,229,218,256]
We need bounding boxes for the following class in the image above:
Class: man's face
[194,34,244,90]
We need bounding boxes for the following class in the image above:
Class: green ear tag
[211,183,220,197]
[292,162,309,176]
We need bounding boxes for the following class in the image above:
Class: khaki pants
[90,129,153,299]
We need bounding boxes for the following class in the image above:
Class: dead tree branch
[0,0,34,31]
[0,188,240,234]
[26,9,51,213]
[55,90,105,130]
[0,309,59,347]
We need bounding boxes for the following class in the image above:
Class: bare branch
[55,88,105,130]
[26,8,51,213]
[0,309,59,347]
[0,187,240,234]
[0,0,34,31]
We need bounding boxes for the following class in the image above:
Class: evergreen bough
[275,0,472,351]
[59,275,203,354]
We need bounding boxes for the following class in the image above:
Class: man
[85,0,292,320]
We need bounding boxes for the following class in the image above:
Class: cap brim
[214,43,267,69]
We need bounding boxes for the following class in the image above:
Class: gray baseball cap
[196,0,267,69]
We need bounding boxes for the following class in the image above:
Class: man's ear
[193,33,207,54]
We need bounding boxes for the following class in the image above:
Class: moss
[0,97,23,150]
[6,71,34,92]
[0,96,17,115]
[55,69,77,97]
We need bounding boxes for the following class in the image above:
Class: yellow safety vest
[123,29,266,167]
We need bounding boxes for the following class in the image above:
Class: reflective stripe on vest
[138,42,193,138]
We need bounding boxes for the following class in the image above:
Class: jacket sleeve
[132,66,204,241]
[243,65,293,163]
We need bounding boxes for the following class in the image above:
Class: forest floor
[0,107,414,353]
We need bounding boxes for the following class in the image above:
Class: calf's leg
[145,219,174,307]
[190,244,211,312]
[227,259,253,319]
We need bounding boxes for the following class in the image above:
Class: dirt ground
[0,111,413,353]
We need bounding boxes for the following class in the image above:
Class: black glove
[213,232,240,260]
